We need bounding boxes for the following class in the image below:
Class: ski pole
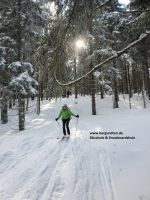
[56,120,62,128]
[56,120,62,139]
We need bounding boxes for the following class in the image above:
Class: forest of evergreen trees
[0,0,150,131]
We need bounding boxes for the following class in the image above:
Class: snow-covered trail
[0,133,116,200]
[41,137,115,200]
[0,95,150,200]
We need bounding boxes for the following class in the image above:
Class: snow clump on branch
[8,61,38,95]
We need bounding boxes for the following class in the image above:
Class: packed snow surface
[0,95,150,200]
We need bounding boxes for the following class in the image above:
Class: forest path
[40,135,116,200]
[1,95,149,200]
[0,131,116,200]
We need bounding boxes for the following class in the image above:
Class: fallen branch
[55,31,150,86]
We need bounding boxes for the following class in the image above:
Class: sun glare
[118,0,130,5]
[75,40,85,49]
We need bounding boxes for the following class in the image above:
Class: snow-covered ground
[0,95,150,200]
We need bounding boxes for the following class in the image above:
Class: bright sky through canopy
[75,40,85,49]
[118,0,130,5]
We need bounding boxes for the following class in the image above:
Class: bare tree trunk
[75,85,78,99]
[89,48,96,115]
[113,60,119,108]
[13,95,16,106]
[126,64,132,109]
[16,0,26,130]
[40,82,44,101]
[87,1,96,115]
[99,68,104,99]
[132,67,138,94]
[1,96,8,124]
[137,68,142,95]
[113,79,119,108]
[62,88,66,98]
[127,65,132,98]
[90,72,96,115]
[26,97,29,111]
[18,95,25,131]
[16,0,23,61]
[145,59,150,100]
[142,79,146,108]
[37,84,40,115]
[9,100,12,109]
[100,84,104,99]
[74,57,78,99]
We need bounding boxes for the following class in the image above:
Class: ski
[57,136,66,141]
[57,136,70,141]
[66,136,70,140]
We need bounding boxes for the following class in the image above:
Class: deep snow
[0,95,150,200]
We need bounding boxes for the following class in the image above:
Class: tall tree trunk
[74,57,78,99]
[126,64,132,109]
[120,79,124,95]
[1,95,8,124]
[9,100,12,109]
[89,54,96,115]
[137,68,142,95]
[142,78,146,108]
[26,97,29,111]
[17,0,23,61]
[127,64,132,98]
[100,84,104,99]
[113,60,119,108]
[86,1,96,115]
[17,0,26,130]
[18,95,25,131]
[124,64,129,94]
[37,84,40,115]
[99,68,104,99]
[75,85,78,99]
[13,95,16,106]
[40,82,44,101]
[62,88,66,98]
[132,67,138,94]
[90,71,96,115]
[144,59,150,100]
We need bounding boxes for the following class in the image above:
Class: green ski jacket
[58,108,76,120]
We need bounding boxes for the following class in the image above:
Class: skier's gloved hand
[55,118,59,121]
[76,115,79,118]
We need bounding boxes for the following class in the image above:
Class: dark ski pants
[62,118,70,135]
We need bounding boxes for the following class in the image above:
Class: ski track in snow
[40,136,116,200]
[71,138,115,200]
[0,137,68,200]
[2,95,147,200]
[0,135,116,200]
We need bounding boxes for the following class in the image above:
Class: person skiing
[55,104,79,138]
